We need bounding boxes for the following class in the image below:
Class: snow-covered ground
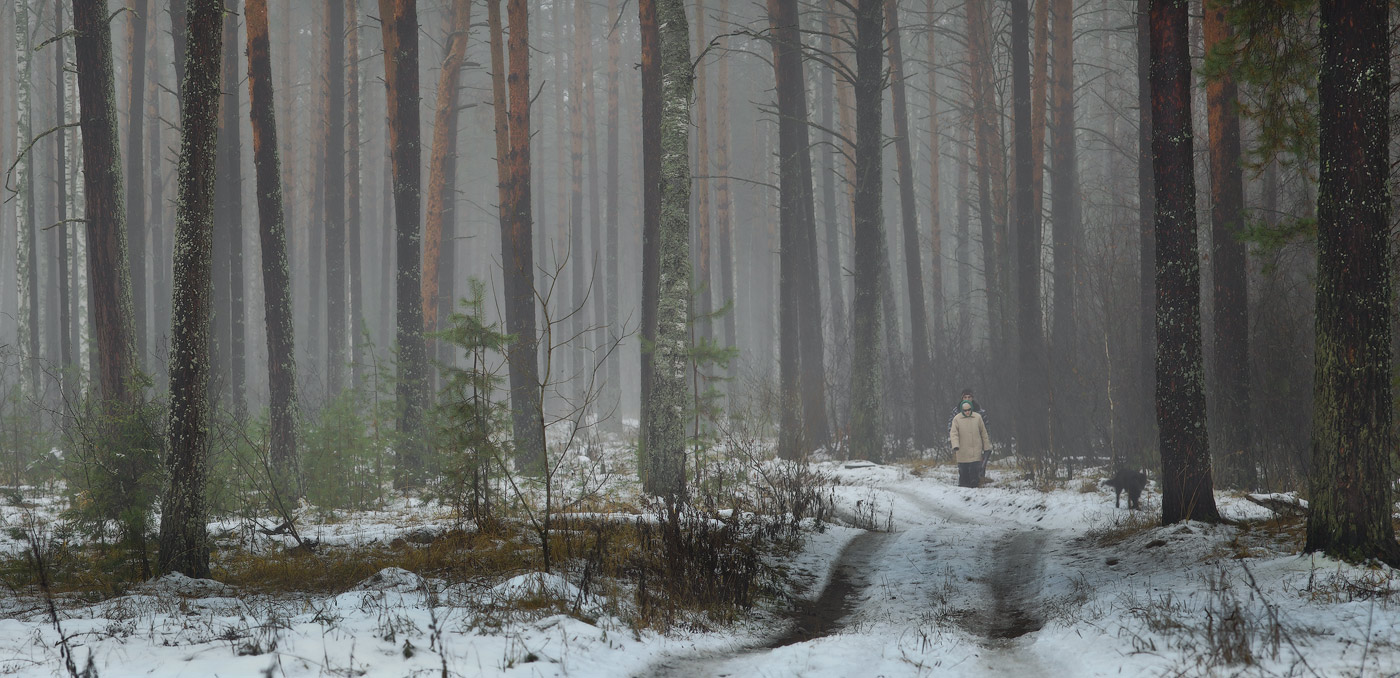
[2,458,1398,677]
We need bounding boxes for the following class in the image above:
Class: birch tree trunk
[159,0,223,578]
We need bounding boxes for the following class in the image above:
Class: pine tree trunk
[347,0,365,390]
[568,0,587,388]
[324,0,347,397]
[603,0,622,415]
[147,14,168,386]
[0,3,13,352]
[924,0,943,370]
[966,0,1002,370]
[955,113,971,356]
[1304,0,1400,567]
[54,0,74,405]
[715,0,736,384]
[245,0,299,497]
[884,0,932,448]
[1049,0,1080,463]
[638,0,661,486]
[642,0,693,499]
[159,0,223,578]
[848,0,885,463]
[693,0,712,341]
[1011,0,1047,465]
[125,0,149,368]
[1150,0,1219,525]
[1202,0,1252,490]
[499,0,546,471]
[18,0,40,395]
[72,0,138,408]
[378,0,430,478]
[213,5,245,414]
[1135,0,1156,465]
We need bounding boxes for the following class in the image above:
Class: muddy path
[639,481,1055,677]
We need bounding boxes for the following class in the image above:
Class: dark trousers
[958,461,981,488]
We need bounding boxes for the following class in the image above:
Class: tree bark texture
[884,0,932,448]
[966,0,1004,370]
[500,0,547,470]
[1149,0,1219,525]
[54,0,74,404]
[159,0,223,578]
[1304,0,1400,566]
[245,0,299,494]
[1202,0,1252,490]
[715,0,737,383]
[1049,0,1081,460]
[641,0,692,499]
[347,0,365,389]
[605,0,623,411]
[1135,0,1156,465]
[848,0,885,463]
[693,0,711,340]
[638,0,661,486]
[924,0,943,369]
[213,5,245,415]
[71,0,138,408]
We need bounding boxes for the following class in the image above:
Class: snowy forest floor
[1,443,1398,677]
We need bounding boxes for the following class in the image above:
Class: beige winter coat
[949,411,991,463]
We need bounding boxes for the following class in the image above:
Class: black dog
[1105,468,1147,509]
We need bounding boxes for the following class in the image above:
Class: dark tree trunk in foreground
[1202,0,1252,489]
[848,0,885,463]
[125,0,149,367]
[324,0,347,396]
[499,0,546,471]
[1135,0,1156,465]
[71,0,138,408]
[1304,0,1400,567]
[1011,0,1047,463]
[245,0,298,495]
[159,0,223,578]
[884,0,932,448]
[1149,0,1219,525]
[379,0,430,478]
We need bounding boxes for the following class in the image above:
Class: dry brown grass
[1085,511,1159,547]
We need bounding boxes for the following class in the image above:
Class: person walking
[950,400,992,488]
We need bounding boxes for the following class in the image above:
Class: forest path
[639,478,1057,677]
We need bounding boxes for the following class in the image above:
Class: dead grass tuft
[1085,511,1158,547]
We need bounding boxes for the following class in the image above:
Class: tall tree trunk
[1011,0,1047,467]
[125,0,149,368]
[848,0,885,463]
[1150,0,1219,525]
[641,0,693,499]
[347,0,365,389]
[72,0,138,408]
[1135,0,1156,465]
[18,0,40,395]
[584,0,603,396]
[379,0,430,478]
[420,0,470,369]
[499,0,546,470]
[884,0,932,448]
[638,0,661,485]
[1049,0,1080,463]
[54,0,74,406]
[148,13,168,385]
[818,0,845,356]
[966,0,1002,372]
[955,115,971,356]
[603,0,623,414]
[306,0,326,396]
[245,0,299,498]
[924,0,943,370]
[159,0,223,578]
[568,0,587,389]
[324,0,347,397]
[693,0,712,341]
[423,0,471,388]
[1202,0,1252,490]
[1304,0,1400,567]
[213,5,245,414]
[715,0,736,384]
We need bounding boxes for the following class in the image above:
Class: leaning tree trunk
[1011,0,1048,465]
[125,0,149,368]
[422,0,472,381]
[848,0,885,463]
[1304,0,1400,567]
[1202,0,1252,490]
[379,0,430,480]
[159,0,223,578]
[1149,0,1219,525]
[245,0,299,498]
[324,0,348,397]
[641,0,692,499]
[884,0,933,448]
[71,0,138,409]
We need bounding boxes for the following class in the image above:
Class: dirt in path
[973,529,1048,640]
[768,529,892,647]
